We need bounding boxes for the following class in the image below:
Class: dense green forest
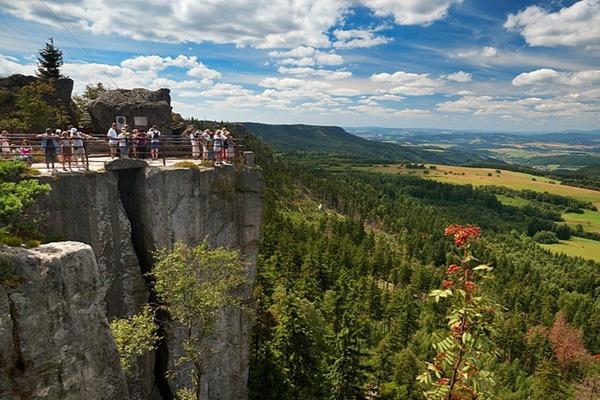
[236,130,600,400]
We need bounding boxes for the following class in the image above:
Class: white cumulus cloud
[370,70,444,95]
[443,71,472,82]
[362,0,463,25]
[121,55,221,80]
[512,68,600,87]
[333,28,390,49]
[0,0,461,49]
[505,0,600,47]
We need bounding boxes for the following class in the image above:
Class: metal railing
[0,133,244,170]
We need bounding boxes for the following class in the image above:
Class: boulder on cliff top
[0,241,129,400]
[105,157,148,171]
[88,88,172,135]
[0,74,78,126]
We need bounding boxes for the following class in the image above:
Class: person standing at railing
[190,129,201,160]
[107,123,119,159]
[221,129,229,164]
[213,129,224,165]
[148,125,161,160]
[225,131,235,163]
[118,126,131,158]
[71,127,92,170]
[1,130,11,159]
[136,129,149,159]
[37,128,60,170]
[201,129,211,162]
[131,129,140,158]
[60,131,73,171]
[17,140,33,165]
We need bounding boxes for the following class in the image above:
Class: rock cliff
[1,162,264,399]
[0,242,129,400]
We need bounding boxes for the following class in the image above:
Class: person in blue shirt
[37,128,60,170]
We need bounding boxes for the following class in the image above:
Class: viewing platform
[0,133,251,176]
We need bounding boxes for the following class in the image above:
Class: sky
[0,0,599,132]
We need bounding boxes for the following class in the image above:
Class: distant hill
[242,122,498,165]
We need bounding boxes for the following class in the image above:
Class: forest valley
[237,130,600,400]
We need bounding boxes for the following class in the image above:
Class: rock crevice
[3,164,264,400]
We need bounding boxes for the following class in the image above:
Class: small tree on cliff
[36,38,63,80]
[73,83,107,124]
[110,305,160,372]
[152,241,247,400]
[418,225,500,400]
[0,161,51,245]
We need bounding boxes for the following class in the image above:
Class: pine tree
[271,290,323,400]
[326,314,367,400]
[36,38,63,80]
[530,360,573,400]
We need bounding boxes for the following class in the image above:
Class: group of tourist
[1,130,33,165]
[36,126,93,171]
[189,127,236,165]
[1,127,91,171]
[107,123,162,160]
[106,123,237,164]
[0,122,239,170]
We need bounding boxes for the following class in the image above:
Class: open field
[495,194,531,208]
[540,237,600,263]
[366,164,600,209]
[562,209,600,233]
[495,195,600,233]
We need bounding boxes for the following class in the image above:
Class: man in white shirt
[107,123,119,159]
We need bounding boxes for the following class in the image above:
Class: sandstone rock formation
[88,88,172,135]
[0,242,129,400]
[131,165,264,399]
[25,162,264,399]
[0,74,78,125]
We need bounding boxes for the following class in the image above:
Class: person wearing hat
[70,127,92,169]
[37,128,60,170]
[118,126,131,158]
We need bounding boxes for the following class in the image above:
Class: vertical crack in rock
[115,168,174,400]
[8,296,24,374]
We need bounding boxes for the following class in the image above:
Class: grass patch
[495,194,531,208]
[540,236,600,263]
[0,259,14,284]
[174,161,200,170]
[0,257,22,287]
[562,209,600,233]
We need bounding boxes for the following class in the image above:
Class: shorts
[44,148,56,162]
[151,142,160,150]
[63,146,72,160]
[73,147,85,155]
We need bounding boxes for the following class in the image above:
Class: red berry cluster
[444,224,481,247]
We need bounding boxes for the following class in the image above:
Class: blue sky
[0,0,599,131]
